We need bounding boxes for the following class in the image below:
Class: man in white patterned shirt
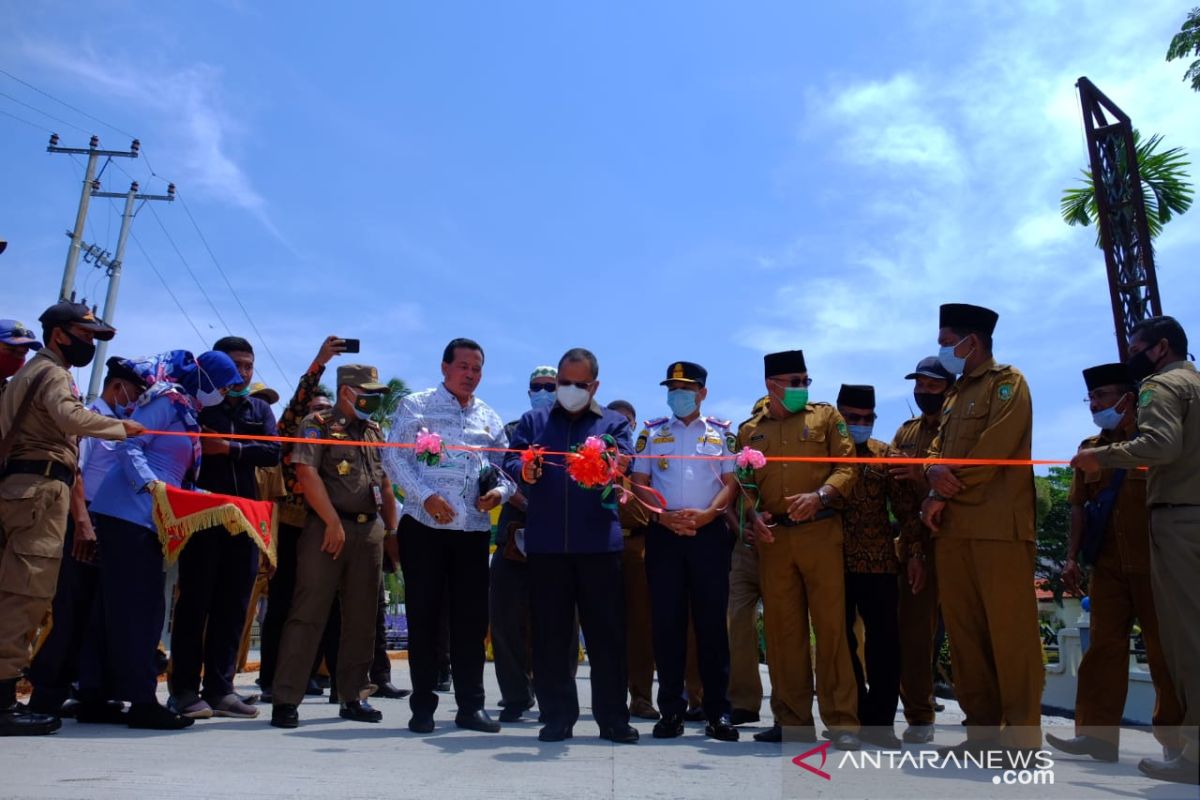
[383,338,514,735]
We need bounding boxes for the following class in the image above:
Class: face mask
[529,389,556,410]
[353,391,384,419]
[557,384,591,413]
[780,387,808,413]
[196,387,225,408]
[1092,405,1123,431]
[0,351,24,379]
[667,388,698,418]
[227,386,250,398]
[848,424,874,444]
[938,339,971,375]
[1126,346,1159,383]
[914,391,944,416]
[60,330,96,368]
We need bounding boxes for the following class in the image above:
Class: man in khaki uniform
[1048,362,1182,764]
[889,356,953,745]
[737,350,859,749]
[0,301,138,736]
[269,364,399,729]
[1073,316,1200,785]
[921,303,1042,754]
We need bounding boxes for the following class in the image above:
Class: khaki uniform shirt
[1094,361,1200,506]
[1069,431,1150,573]
[735,402,856,520]
[890,414,939,560]
[291,410,387,516]
[843,438,902,574]
[928,358,1035,541]
[0,349,126,471]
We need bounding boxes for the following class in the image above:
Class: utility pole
[47,134,140,302]
[83,180,176,401]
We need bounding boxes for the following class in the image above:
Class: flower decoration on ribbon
[735,447,767,477]
[566,434,622,508]
[519,445,546,482]
[733,447,767,544]
[415,429,444,467]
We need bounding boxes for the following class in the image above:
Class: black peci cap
[939,303,999,336]
[837,384,876,409]
[764,350,806,377]
[1083,363,1133,392]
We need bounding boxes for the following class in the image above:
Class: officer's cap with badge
[0,320,42,350]
[764,350,806,377]
[939,303,999,335]
[38,300,117,341]
[1083,363,1132,392]
[660,361,707,387]
[337,363,388,392]
[905,356,954,383]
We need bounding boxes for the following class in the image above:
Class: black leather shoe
[408,713,435,734]
[538,723,573,742]
[127,702,194,730]
[435,669,452,693]
[1138,754,1200,785]
[456,709,501,733]
[339,700,382,723]
[75,700,127,725]
[1046,733,1117,763]
[729,708,760,725]
[832,732,861,751]
[754,724,783,743]
[706,718,740,742]
[270,703,299,729]
[0,706,61,736]
[372,681,411,700]
[684,706,706,722]
[304,679,324,697]
[652,714,685,739]
[859,727,902,749]
[499,706,530,723]
[600,724,640,744]
[259,687,274,704]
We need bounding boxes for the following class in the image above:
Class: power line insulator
[89,135,99,149]
[49,133,59,147]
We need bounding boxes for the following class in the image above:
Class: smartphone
[340,338,360,353]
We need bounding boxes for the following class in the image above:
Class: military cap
[337,364,387,392]
[660,361,707,387]
[38,301,116,341]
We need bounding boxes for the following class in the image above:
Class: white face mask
[556,384,591,413]
[196,387,225,408]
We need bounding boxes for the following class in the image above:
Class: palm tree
[1167,7,1200,92]
[1060,129,1193,246]
[372,377,410,432]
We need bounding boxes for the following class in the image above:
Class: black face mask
[914,390,945,416]
[1126,347,1159,384]
[59,330,96,368]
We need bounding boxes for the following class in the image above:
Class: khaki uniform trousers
[935,538,1043,749]
[1148,506,1200,761]
[274,514,384,706]
[1075,534,1182,748]
[622,533,656,708]
[898,553,939,726]
[727,541,764,714]
[0,474,70,680]
[757,518,858,731]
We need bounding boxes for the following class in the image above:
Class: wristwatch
[817,487,831,508]
[928,489,947,501]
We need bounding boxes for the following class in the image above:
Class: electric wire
[0,90,90,135]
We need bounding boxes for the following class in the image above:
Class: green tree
[372,377,410,431]
[1167,7,1200,92]
[1060,129,1193,245]
[1035,467,1082,605]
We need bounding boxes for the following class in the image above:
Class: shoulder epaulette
[643,417,668,428]
[704,416,731,429]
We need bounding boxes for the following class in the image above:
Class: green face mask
[781,387,809,413]
[354,392,385,418]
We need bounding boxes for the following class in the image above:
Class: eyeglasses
[1083,389,1126,403]
[557,380,592,390]
[529,384,556,393]
[769,377,813,388]
[842,413,877,424]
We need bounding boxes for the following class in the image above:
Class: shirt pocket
[950,401,991,444]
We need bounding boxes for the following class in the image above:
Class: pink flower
[416,430,443,456]
[736,448,766,470]
[579,436,607,454]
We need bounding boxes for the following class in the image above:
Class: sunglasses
[557,380,592,390]
[842,413,877,424]
[770,376,813,388]
[529,384,556,393]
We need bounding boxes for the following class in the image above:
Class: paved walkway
[2,662,1188,799]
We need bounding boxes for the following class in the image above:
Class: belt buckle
[43,462,53,478]
[356,513,369,524]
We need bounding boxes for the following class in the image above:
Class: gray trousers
[274,515,384,706]
[1150,505,1200,761]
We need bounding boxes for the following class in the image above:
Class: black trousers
[398,517,489,716]
[645,519,733,721]
[80,515,166,705]
[844,571,901,727]
[29,519,99,707]
[529,551,629,731]
[489,552,534,710]
[169,527,259,701]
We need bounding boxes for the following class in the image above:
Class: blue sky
[2,1,1198,464]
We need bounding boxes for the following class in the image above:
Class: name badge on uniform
[337,460,351,476]
[372,484,383,505]
[652,436,675,444]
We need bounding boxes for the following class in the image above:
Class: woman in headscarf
[78,350,242,730]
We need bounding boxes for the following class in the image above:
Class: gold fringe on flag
[149,481,278,566]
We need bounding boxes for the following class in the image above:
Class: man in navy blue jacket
[504,347,638,744]
[169,336,280,720]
